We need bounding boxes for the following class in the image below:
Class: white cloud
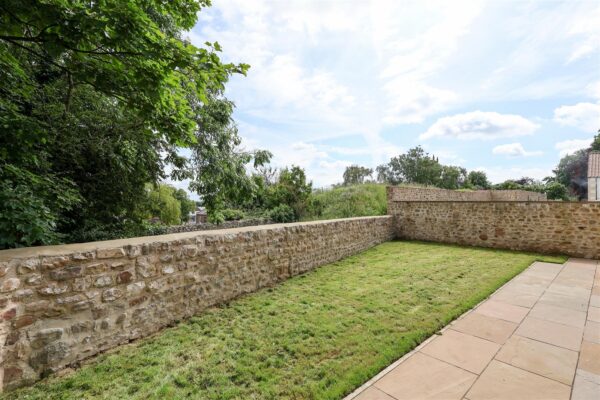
[275,141,328,168]
[492,143,543,157]
[382,80,456,124]
[420,111,539,140]
[565,5,600,63]
[553,102,600,132]
[586,81,600,100]
[480,1,600,100]
[376,1,483,125]
[184,0,599,187]
[555,138,593,157]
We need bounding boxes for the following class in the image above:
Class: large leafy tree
[188,96,272,223]
[267,166,312,220]
[145,184,182,225]
[549,133,600,200]
[379,146,442,186]
[467,170,491,189]
[439,166,467,190]
[173,188,196,223]
[0,1,259,247]
[343,165,373,186]
[592,131,600,151]
[553,150,589,200]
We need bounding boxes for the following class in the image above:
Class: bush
[268,204,296,223]
[305,184,387,220]
[545,182,569,201]
[221,209,245,221]
[66,220,167,244]
[0,165,80,249]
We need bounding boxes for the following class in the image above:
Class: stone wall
[0,216,394,391]
[388,201,600,259]
[164,218,273,234]
[387,186,547,202]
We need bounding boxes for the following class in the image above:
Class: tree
[493,180,522,190]
[173,189,196,223]
[592,131,600,151]
[267,166,312,220]
[467,171,491,189]
[0,1,260,247]
[545,182,569,201]
[343,165,373,185]
[439,166,467,190]
[145,184,181,225]
[187,96,272,222]
[44,82,164,238]
[1,0,244,146]
[388,146,442,186]
[553,150,588,200]
[375,164,398,184]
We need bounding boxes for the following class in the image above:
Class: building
[188,207,208,224]
[589,151,600,201]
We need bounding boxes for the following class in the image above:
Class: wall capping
[0,216,391,261]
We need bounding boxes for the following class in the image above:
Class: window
[597,177,600,200]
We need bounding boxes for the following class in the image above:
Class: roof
[589,151,600,177]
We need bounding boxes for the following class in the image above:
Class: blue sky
[186,0,600,188]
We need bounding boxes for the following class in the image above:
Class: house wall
[388,200,600,259]
[589,177,599,201]
[0,216,394,391]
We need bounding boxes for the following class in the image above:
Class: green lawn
[5,241,566,400]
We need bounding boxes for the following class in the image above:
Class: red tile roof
[589,151,600,177]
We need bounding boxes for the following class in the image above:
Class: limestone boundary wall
[163,218,273,235]
[0,216,394,391]
[387,186,547,202]
[388,200,600,259]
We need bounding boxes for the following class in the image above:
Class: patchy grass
[5,241,566,400]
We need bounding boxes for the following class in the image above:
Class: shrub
[545,182,569,201]
[268,204,296,223]
[66,220,167,244]
[305,184,387,220]
[222,209,245,221]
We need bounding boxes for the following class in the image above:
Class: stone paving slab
[345,258,600,400]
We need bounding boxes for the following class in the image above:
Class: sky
[184,0,600,189]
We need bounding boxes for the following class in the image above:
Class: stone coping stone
[0,216,393,260]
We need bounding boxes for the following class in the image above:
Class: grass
[306,183,387,220]
[5,241,566,400]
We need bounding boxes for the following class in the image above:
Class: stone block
[96,247,126,259]
[102,288,123,302]
[1,278,20,293]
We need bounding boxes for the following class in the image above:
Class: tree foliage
[0,1,267,247]
[377,146,468,189]
[145,184,182,225]
[306,184,387,220]
[552,150,589,200]
[187,96,272,223]
[268,204,295,223]
[592,132,600,151]
[544,182,569,201]
[267,166,312,219]
[440,165,467,190]
[343,165,373,185]
[173,189,196,223]
[467,171,491,189]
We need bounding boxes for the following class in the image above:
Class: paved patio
[346,258,600,400]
